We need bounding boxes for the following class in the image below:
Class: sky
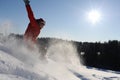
[0,0,120,42]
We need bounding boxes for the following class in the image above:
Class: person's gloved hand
[23,0,30,5]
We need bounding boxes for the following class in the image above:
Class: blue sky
[0,0,120,42]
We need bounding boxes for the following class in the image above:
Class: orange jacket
[24,4,41,43]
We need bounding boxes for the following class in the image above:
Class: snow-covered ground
[0,36,120,80]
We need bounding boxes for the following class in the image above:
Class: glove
[23,0,30,5]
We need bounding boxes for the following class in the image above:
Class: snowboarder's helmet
[36,18,45,26]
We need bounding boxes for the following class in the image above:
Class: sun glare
[87,10,101,24]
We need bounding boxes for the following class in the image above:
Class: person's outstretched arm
[23,0,37,26]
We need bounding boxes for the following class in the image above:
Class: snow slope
[0,36,120,80]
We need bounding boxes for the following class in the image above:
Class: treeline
[3,33,120,71]
[75,41,120,71]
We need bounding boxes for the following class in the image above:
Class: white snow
[0,35,120,80]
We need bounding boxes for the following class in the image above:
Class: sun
[87,10,101,24]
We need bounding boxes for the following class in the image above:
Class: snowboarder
[23,0,45,44]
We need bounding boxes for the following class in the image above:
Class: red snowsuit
[24,4,41,43]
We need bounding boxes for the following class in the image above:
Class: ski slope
[0,36,120,80]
